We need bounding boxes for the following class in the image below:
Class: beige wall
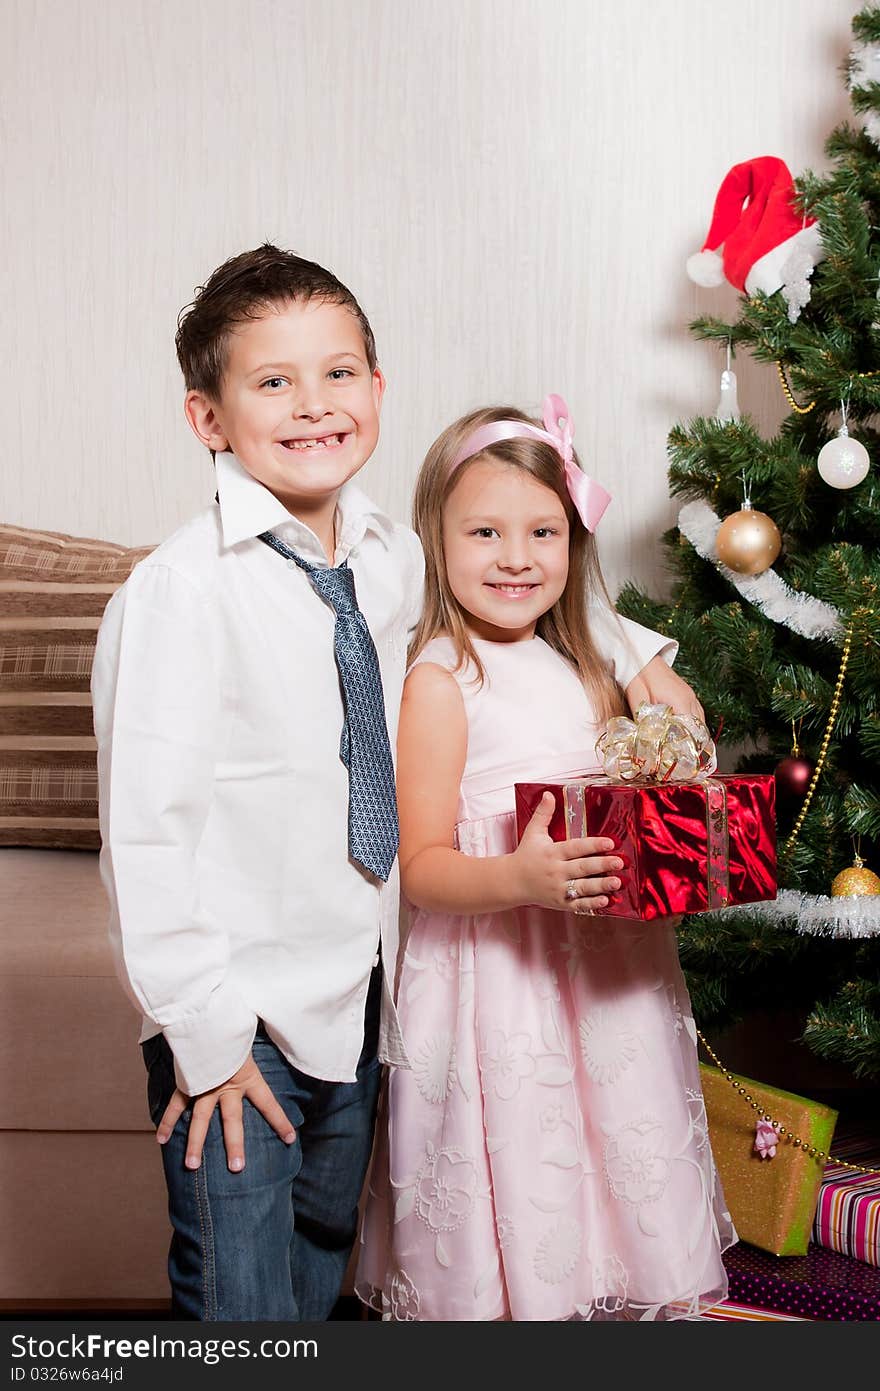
[1,0,852,599]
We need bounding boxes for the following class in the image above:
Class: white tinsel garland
[699,890,880,939]
[677,499,844,639]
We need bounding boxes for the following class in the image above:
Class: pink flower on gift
[754,1118,780,1160]
[415,1147,478,1232]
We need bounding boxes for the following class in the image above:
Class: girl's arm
[397,662,623,915]
[625,654,705,721]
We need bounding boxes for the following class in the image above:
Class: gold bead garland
[696,1028,880,1174]
[776,361,816,414]
[782,622,853,859]
[776,359,880,415]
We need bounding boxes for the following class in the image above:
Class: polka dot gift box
[722,1241,880,1321]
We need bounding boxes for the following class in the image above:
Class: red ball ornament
[775,754,814,801]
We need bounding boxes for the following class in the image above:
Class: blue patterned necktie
[258,530,399,882]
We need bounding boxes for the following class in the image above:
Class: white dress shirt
[92,451,677,1094]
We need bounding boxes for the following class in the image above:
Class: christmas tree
[617,4,880,1085]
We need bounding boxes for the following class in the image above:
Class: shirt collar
[215,451,395,559]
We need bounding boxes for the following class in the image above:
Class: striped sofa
[0,523,169,1309]
[0,522,154,849]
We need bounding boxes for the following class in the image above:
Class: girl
[356,397,734,1321]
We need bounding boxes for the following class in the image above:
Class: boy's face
[185,298,384,515]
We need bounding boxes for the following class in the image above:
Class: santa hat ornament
[686,157,824,321]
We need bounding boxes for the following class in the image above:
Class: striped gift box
[812,1162,880,1268]
[0,522,153,848]
[702,1299,810,1321]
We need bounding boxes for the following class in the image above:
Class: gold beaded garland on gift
[716,508,782,576]
[831,854,880,897]
[696,1029,880,1176]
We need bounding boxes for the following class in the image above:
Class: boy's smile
[185,298,384,553]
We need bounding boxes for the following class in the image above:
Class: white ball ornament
[817,429,870,490]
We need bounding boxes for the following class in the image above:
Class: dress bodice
[411,634,603,820]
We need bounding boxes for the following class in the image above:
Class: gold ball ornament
[715,508,782,576]
[831,856,880,897]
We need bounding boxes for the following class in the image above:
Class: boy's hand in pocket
[156,1053,297,1172]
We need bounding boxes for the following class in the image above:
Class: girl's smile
[485,582,539,598]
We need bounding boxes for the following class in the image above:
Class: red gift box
[513,772,776,919]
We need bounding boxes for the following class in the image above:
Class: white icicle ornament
[715,369,740,422]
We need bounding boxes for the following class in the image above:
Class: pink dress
[356,635,735,1321]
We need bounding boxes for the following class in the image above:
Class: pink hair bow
[448,393,612,533]
[541,394,611,533]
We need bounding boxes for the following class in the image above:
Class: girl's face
[442,457,570,643]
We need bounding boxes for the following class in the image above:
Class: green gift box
[700,1063,838,1257]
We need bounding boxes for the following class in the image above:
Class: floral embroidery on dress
[664,984,685,1037]
[578,1008,640,1085]
[496,1214,516,1248]
[604,1118,670,1206]
[539,1103,565,1133]
[536,961,561,1003]
[415,1146,478,1233]
[412,1033,457,1105]
[389,1270,420,1320]
[534,1218,583,1284]
[433,940,459,980]
[480,1028,536,1100]
[685,1089,709,1152]
[560,921,615,977]
[591,1254,628,1314]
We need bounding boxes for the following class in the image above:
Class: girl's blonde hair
[410,404,626,725]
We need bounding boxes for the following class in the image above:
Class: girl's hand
[625,655,705,722]
[512,791,623,912]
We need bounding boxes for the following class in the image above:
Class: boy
[92,243,698,1321]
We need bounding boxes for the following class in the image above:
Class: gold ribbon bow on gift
[595,702,718,784]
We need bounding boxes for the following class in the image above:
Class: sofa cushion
[0,848,150,1130]
[0,1132,170,1301]
[0,523,153,848]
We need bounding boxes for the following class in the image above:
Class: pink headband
[448,393,612,533]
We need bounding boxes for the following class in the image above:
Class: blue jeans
[142,965,382,1321]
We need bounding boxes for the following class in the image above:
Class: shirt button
[287,560,296,569]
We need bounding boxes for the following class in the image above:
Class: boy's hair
[409,405,626,725]
[175,242,377,399]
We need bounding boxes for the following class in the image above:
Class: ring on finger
[564,879,580,901]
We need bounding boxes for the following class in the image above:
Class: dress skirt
[356,809,736,1321]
